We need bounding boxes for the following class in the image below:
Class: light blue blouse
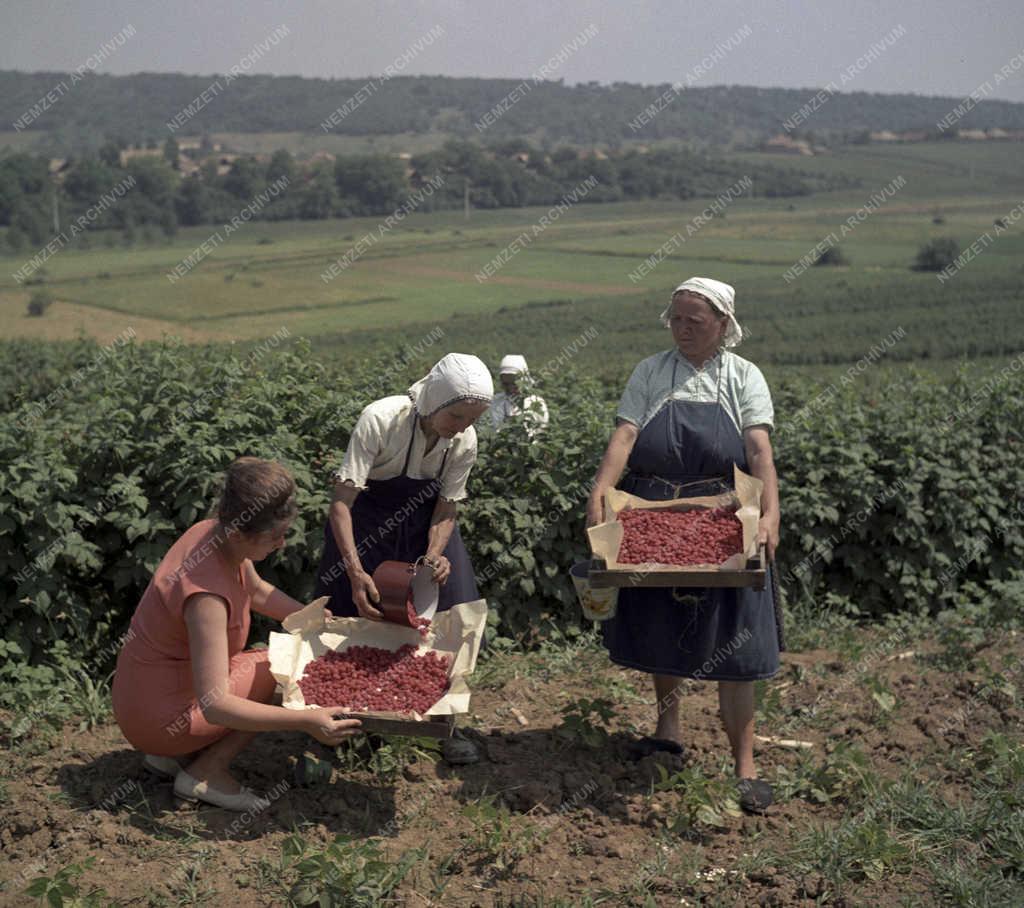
[616,349,774,435]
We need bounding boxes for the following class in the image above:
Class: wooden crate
[334,712,456,738]
[588,545,766,591]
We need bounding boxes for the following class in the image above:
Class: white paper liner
[588,464,763,571]
[269,597,488,722]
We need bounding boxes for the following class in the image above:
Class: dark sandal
[626,736,685,760]
[737,778,774,813]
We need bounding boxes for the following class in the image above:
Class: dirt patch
[1,632,1021,906]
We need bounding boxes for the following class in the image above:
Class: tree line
[0,139,856,250]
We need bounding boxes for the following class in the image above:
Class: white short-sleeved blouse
[333,396,478,501]
[616,349,774,434]
[489,393,549,435]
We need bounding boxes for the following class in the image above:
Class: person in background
[112,457,362,812]
[585,277,781,814]
[489,354,549,437]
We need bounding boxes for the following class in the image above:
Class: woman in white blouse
[585,277,781,814]
[314,353,493,618]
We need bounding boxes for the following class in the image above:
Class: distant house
[178,157,201,177]
[215,153,241,176]
[899,130,929,142]
[119,146,164,166]
[986,128,1009,140]
[762,134,813,155]
[308,150,337,165]
[869,130,899,143]
[957,129,988,141]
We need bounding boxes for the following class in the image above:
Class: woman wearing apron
[315,352,492,620]
[586,277,781,813]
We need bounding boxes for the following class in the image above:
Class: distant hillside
[3,70,1024,153]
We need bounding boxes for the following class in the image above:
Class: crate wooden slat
[588,546,766,591]
[333,712,456,738]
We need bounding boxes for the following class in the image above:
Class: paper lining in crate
[587,465,764,580]
[268,597,487,726]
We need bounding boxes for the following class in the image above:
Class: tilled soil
[1,629,1020,907]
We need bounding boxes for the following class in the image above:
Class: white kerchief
[660,276,743,348]
[408,353,494,416]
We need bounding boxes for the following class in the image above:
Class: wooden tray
[335,712,456,738]
[588,544,767,591]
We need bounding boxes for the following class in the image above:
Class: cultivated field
[2,142,1022,382]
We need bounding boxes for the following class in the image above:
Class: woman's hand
[585,490,606,529]
[349,570,383,620]
[423,554,451,585]
[758,512,780,561]
[303,708,362,745]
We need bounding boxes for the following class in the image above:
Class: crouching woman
[112,457,361,811]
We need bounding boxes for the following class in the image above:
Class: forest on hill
[4,70,1024,152]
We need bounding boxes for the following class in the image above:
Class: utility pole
[464,179,470,221]
[52,179,60,235]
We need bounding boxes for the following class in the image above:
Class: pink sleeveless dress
[112,520,276,756]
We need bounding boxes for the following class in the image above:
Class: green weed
[652,764,742,834]
[772,742,872,805]
[25,857,110,907]
[555,697,617,748]
[278,834,423,907]
[460,794,549,876]
[334,735,440,782]
[792,816,912,885]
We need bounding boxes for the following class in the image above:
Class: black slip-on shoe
[626,736,685,761]
[737,778,774,813]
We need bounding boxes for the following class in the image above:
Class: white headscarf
[659,276,743,348]
[498,354,529,375]
[408,353,494,417]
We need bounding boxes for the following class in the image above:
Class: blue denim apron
[314,412,479,617]
[602,361,779,681]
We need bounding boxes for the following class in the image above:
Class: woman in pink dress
[112,457,361,811]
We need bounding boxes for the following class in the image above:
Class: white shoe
[142,753,184,778]
[173,769,272,813]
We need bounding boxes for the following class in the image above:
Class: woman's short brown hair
[216,457,297,536]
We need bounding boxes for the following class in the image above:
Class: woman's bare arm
[744,426,780,559]
[426,498,457,560]
[327,481,363,576]
[586,420,639,527]
[183,594,362,744]
[183,594,309,732]
[244,560,306,623]
[326,481,382,619]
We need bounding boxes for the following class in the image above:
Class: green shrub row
[1,338,1022,667]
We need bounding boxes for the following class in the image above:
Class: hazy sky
[2,0,1022,103]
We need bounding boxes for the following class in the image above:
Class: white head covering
[498,354,529,376]
[408,353,494,416]
[659,276,743,348]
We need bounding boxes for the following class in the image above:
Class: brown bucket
[371,560,440,627]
